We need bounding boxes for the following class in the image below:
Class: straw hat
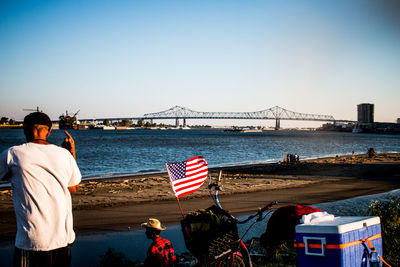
[141,218,166,231]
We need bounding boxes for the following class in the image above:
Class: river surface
[1,129,399,266]
[1,128,400,179]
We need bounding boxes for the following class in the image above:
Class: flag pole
[176,197,184,218]
[166,163,185,218]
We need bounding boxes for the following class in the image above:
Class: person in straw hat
[142,218,176,267]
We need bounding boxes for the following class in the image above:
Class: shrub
[367,197,400,266]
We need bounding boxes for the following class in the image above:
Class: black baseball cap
[23,112,52,129]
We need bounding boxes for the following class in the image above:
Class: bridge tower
[175,118,180,128]
[275,119,280,130]
[183,119,187,127]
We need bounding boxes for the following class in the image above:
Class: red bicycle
[181,170,277,267]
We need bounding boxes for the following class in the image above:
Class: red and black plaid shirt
[144,236,176,267]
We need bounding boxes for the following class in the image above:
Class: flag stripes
[166,156,208,199]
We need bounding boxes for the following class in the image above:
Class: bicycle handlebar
[260,200,277,212]
[208,170,277,223]
[236,201,277,224]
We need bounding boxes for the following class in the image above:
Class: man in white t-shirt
[0,112,82,267]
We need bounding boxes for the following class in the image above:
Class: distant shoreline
[2,125,399,135]
[0,125,22,129]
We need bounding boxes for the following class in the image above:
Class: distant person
[368,147,376,158]
[285,153,299,163]
[0,112,81,267]
[142,218,176,267]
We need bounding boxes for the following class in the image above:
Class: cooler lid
[295,216,380,234]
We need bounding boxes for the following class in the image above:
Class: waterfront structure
[142,105,339,130]
[78,105,346,130]
[357,103,374,123]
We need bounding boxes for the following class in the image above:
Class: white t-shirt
[0,143,82,251]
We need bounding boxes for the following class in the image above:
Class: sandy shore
[0,153,399,242]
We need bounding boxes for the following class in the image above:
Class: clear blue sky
[1,0,399,127]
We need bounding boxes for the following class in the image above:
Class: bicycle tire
[216,252,246,267]
[231,253,246,267]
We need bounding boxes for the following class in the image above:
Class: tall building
[357,103,374,123]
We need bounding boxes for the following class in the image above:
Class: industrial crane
[22,107,42,112]
[59,109,80,129]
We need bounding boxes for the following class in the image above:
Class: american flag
[166,156,208,199]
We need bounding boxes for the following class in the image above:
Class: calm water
[1,128,400,179]
[1,129,400,266]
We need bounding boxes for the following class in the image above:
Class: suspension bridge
[82,106,353,129]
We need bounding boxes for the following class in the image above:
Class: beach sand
[0,153,399,242]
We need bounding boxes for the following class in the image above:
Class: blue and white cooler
[295,216,382,267]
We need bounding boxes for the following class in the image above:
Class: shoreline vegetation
[0,153,399,243]
[0,124,23,129]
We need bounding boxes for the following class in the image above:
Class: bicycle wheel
[217,252,246,267]
[231,253,246,267]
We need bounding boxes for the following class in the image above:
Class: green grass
[366,197,400,267]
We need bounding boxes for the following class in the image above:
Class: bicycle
[180,170,277,267]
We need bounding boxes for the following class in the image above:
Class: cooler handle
[303,236,326,256]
